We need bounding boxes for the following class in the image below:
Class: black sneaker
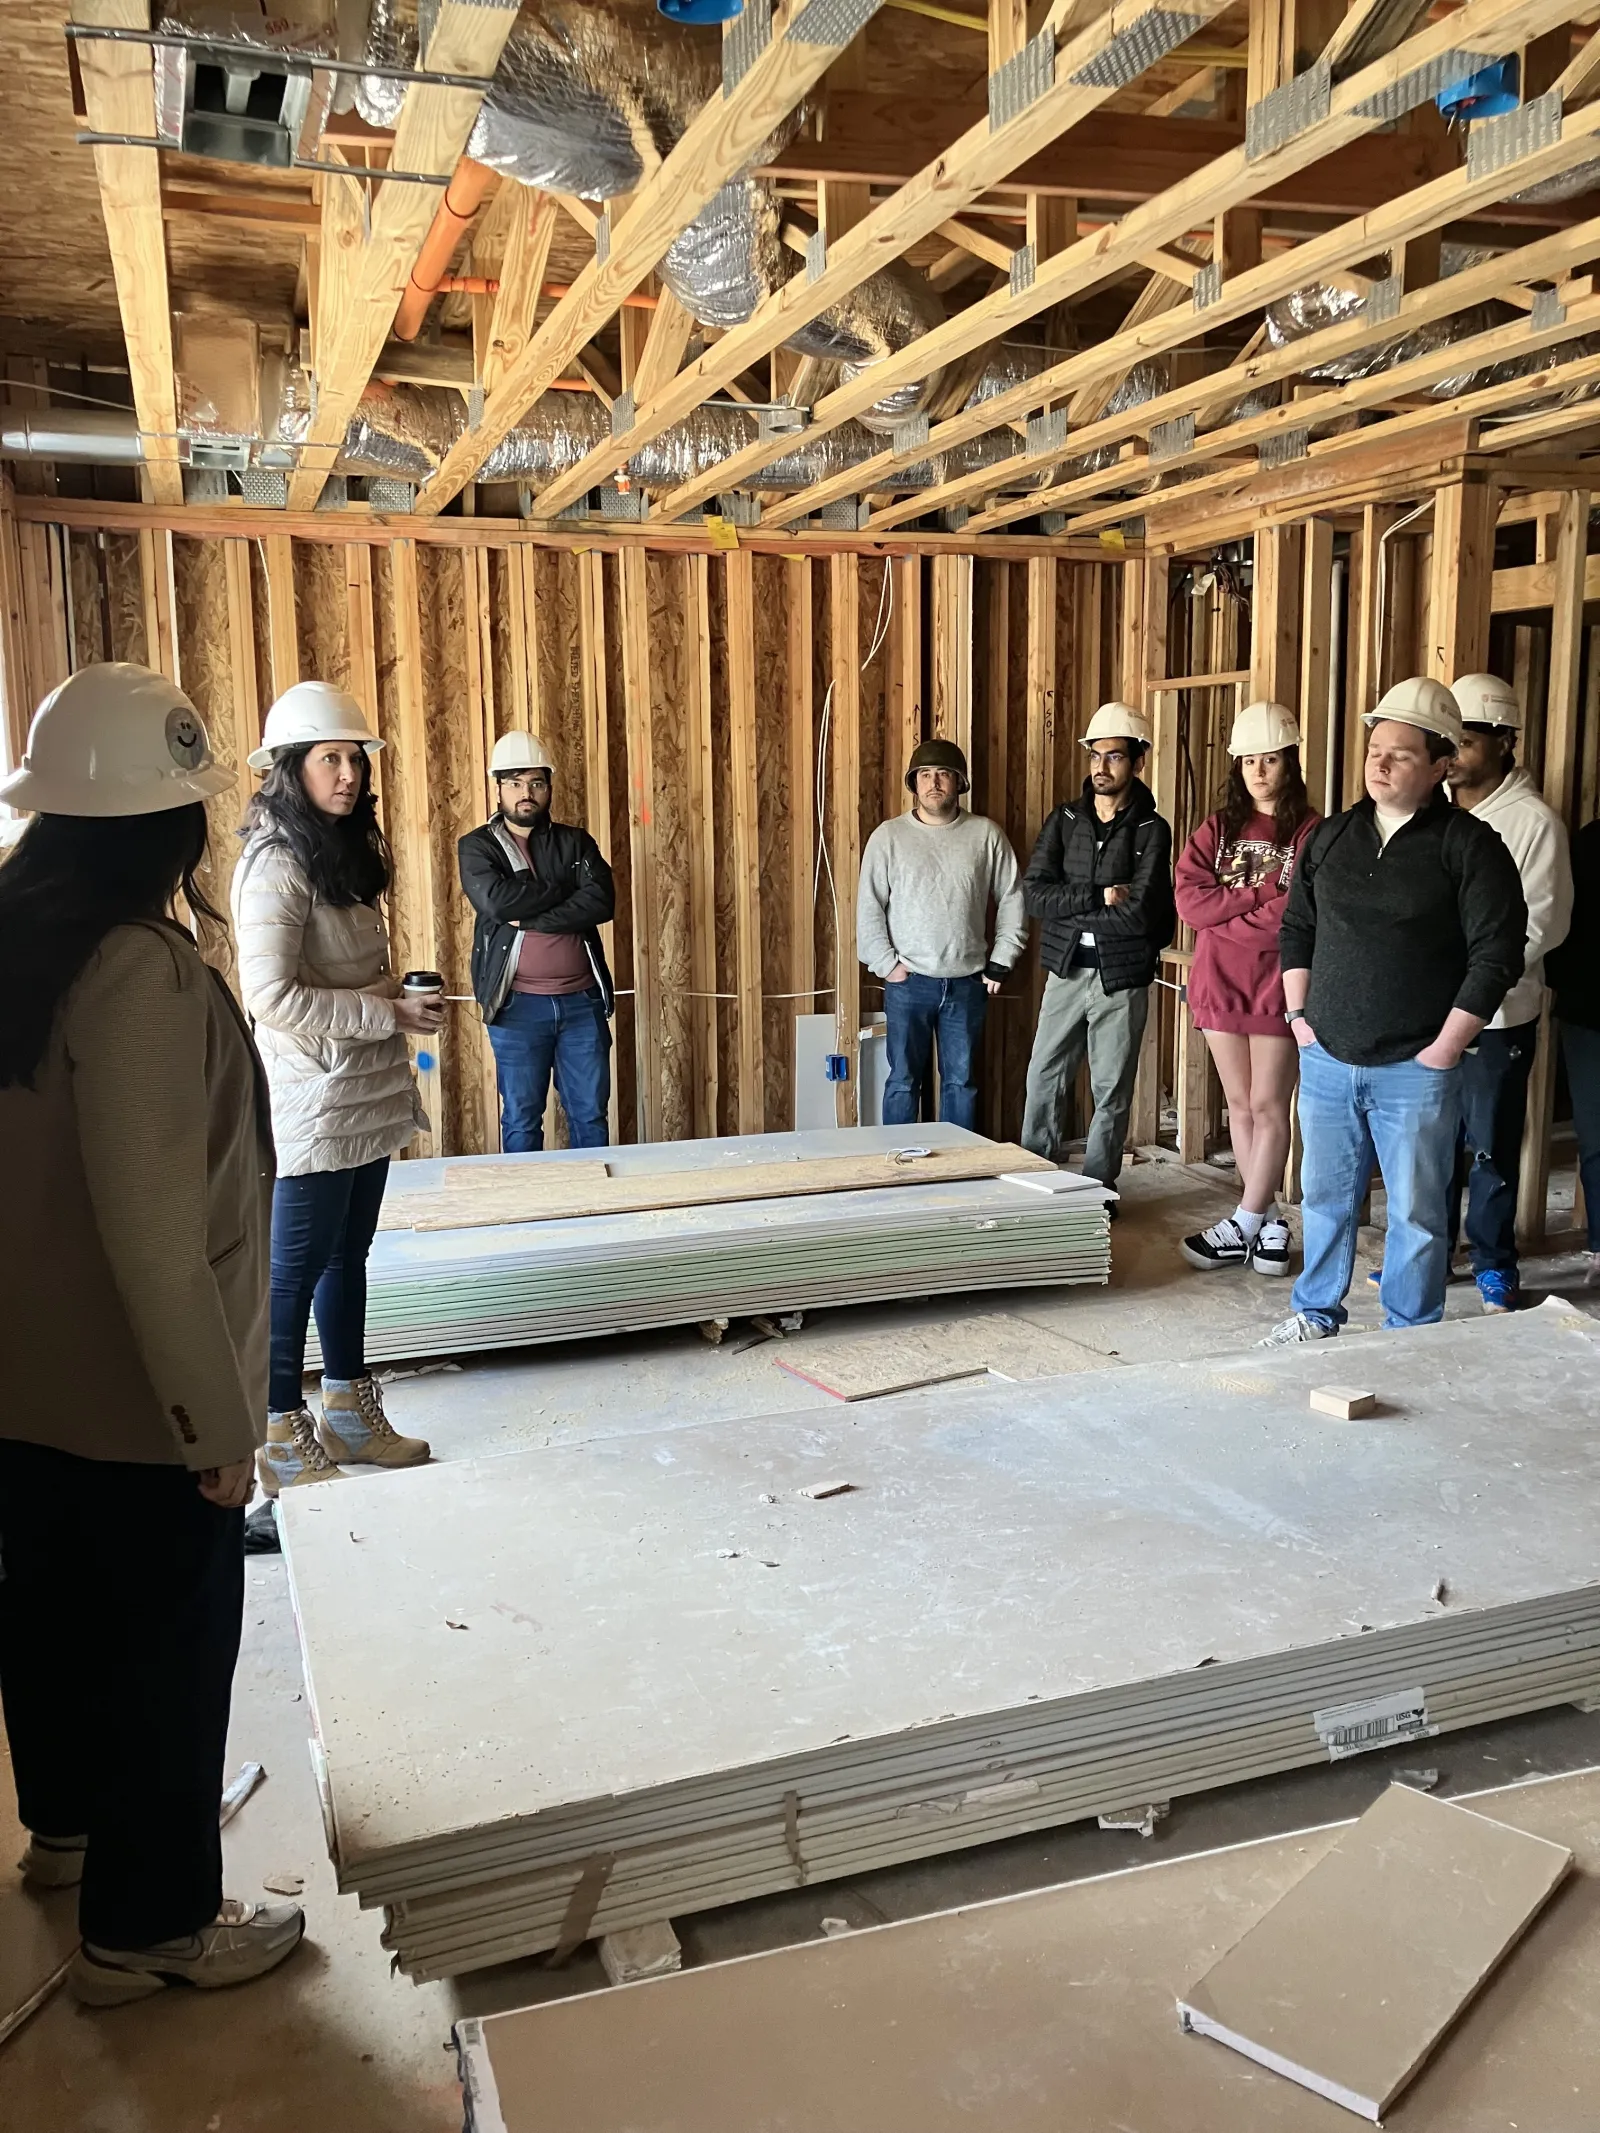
[1181,1217,1250,1271]
[1250,1219,1291,1276]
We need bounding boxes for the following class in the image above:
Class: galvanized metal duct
[0,409,143,464]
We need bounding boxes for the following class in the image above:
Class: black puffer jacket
[1022,779,1176,993]
[458,815,616,1021]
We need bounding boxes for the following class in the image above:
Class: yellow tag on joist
[704,515,740,551]
[1098,527,1127,553]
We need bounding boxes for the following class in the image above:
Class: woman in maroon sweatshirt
[1174,702,1319,1278]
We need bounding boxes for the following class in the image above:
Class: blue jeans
[1292,1042,1463,1332]
[488,988,611,1153]
[1563,1021,1600,1251]
[269,1156,389,1411]
[882,972,989,1131]
[1448,1022,1537,1278]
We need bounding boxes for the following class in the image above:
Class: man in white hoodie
[1445,673,1574,1311]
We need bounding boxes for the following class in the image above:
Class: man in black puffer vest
[1021,701,1175,1186]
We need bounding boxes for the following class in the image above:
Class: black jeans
[269,1156,389,1410]
[1449,1022,1538,1277]
[0,1440,243,1948]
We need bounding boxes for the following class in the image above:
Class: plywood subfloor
[773,1310,1115,1398]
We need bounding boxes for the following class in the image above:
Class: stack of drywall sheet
[451,1766,1600,2132]
[319,1126,1112,1366]
[279,1308,1600,1980]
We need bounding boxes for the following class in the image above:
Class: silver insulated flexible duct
[354,1,945,441]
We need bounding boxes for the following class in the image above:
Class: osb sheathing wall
[0,497,1125,1158]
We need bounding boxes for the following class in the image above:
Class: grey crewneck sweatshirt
[857,809,1027,979]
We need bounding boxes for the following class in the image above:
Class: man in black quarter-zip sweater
[1260,677,1525,1348]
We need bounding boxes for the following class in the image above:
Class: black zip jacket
[1545,818,1600,1033]
[1022,779,1176,993]
[458,816,616,1022]
[1279,791,1526,1066]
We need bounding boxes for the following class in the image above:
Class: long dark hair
[1220,746,1314,849]
[0,803,221,1089]
[241,744,391,907]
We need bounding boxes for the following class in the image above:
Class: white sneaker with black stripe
[1181,1217,1250,1271]
[1250,1219,1291,1277]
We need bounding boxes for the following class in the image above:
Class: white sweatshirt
[857,810,1028,980]
[1466,765,1574,1029]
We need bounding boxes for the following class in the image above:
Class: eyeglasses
[501,774,549,793]
[1089,750,1131,767]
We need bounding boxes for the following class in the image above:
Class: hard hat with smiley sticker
[0,663,235,817]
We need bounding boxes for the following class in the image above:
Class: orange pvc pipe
[392,157,497,341]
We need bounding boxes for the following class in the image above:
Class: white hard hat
[1228,700,1301,756]
[248,680,382,773]
[0,663,234,818]
[490,730,555,776]
[1451,672,1522,732]
[1365,675,1463,749]
[1082,701,1154,749]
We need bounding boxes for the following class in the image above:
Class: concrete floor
[7,1154,1599,2132]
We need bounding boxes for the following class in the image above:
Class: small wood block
[1309,1386,1377,1420]
[798,1481,857,1500]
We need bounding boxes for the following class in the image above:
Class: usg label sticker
[1313,1686,1437,1761]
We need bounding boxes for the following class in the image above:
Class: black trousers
[0,1439,243,1948]
[1448,1021,1539,1277]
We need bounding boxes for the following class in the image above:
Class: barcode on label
[1312,1686,1437,1762]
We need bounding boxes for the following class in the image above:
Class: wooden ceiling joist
[967,275,1600,535]
[792,51,1600,534]
[737,0,1584,532]
[286,0,522,512]
[521,0,1241,526]
[412,0,901,518]
[76,0,183,509]
[951,211,1600,534]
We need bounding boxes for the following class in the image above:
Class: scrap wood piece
[1309,1386,1377,1420]
[776,1313,1114,1402]
[383,1144,1052,1233]
[1178,1782,1572,2120]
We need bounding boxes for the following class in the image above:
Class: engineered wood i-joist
[288,1,521,510]
[380,1139,1052,1230]
[829,554,862,1129]
[415,0,898,515]
[557,0,1242,526]
[826,48,1600,534]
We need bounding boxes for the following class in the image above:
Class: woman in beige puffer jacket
[231,683,444,1495]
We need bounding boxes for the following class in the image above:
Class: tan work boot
[316,1377,430,1470]
[256,1407,347,1497]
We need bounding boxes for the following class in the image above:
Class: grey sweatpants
[1021,964,1149,1183]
